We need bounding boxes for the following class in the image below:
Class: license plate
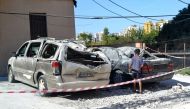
[78,72,94,78]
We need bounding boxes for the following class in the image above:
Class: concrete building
[144,20,168,34]
[156,19,168,31]
[95,32,103,42]
[120,25,138,36]
[0,0,76,76]
[144,21,154,34]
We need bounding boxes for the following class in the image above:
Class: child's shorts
[131,69,141,79]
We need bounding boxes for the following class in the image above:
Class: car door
[13,42,29,81]
[24,41,43,84]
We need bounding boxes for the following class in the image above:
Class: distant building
[95,32,103,42]
[144,20,168,34]
[120,25,138,36]
[144,21,154,34]
[155,19,168,31]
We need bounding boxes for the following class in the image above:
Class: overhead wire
[92,0,144,24]
[178,0,189,5]
[107,0,160,21]
[0,11,96,19]
[1,11,190,19]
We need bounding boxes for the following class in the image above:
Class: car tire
[38,75,49,96]
[8,67,16,83]
[113,70,123,84]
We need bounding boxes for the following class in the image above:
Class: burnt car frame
[89,46,174,84]
[8,38,111,95]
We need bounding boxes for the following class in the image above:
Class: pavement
[0,74,190,109]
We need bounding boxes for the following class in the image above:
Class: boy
[129,49,144,93]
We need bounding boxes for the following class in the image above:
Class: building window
[29,13,48,40]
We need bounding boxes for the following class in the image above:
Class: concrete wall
[0,0,75,76]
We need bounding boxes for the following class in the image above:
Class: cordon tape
[146,46,187,59]
[0,67,188,94]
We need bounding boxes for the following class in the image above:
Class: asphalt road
[0,74,190,109]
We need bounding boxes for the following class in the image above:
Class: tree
[102,27,110,44]
[142,29,159,44]
[78,32,92,45]
[158,4,190,43]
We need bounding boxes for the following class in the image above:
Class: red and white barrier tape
[0,67,188,94]
[146,47,186,59]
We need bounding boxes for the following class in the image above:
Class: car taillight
[51,61,62,76]
[142,64,153,73]
[168,63,173,71]
[52,61,60,68]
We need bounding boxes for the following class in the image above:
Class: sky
[74,0,189,35]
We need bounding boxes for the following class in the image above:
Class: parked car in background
[118,46,174,83]
[8,38,111,95]
[88,46,174,84]
[88,47,132,84]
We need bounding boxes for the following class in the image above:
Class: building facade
[144,20,168,34]
[0,0,76,76]
[95,32,103,42]
[144,21,154,34]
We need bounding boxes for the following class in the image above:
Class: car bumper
[142,72,175,83]
[46,75,109,90]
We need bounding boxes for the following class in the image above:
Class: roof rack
[37,37,55,40]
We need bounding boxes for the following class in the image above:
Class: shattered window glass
[42,44,58,59]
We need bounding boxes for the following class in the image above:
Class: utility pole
[165,43,167,53]
[184,43,186,68]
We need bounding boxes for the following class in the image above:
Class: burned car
[8,38,111,95]
[88,47,133,84]
[118,46,174,83]
[89,47,174,84]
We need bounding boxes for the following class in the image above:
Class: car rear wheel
[8,67,16,83]
[38,75,48,96]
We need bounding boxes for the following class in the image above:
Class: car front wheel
[8,67,16,83]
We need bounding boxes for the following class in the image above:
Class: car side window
[26,42,41,57]
[41,44,58,59]
[17,42,29,57]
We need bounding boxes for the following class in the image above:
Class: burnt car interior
[66,47,106,66]
[141,51,157,60]
[27,42,41,57]
[127,50,156,60]
[42,44,58,59]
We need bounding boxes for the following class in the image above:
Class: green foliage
[102,27,110,45]
[178,68,190,75]
[158,4,190,43]
[90,27,159,46]
[78,25,160,46]
[78,32,92,45]
[142,29,159,44]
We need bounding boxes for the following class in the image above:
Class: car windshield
[117,49,130,60]
[118,47,158,59]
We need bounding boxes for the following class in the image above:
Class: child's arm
[128,64,131,73]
